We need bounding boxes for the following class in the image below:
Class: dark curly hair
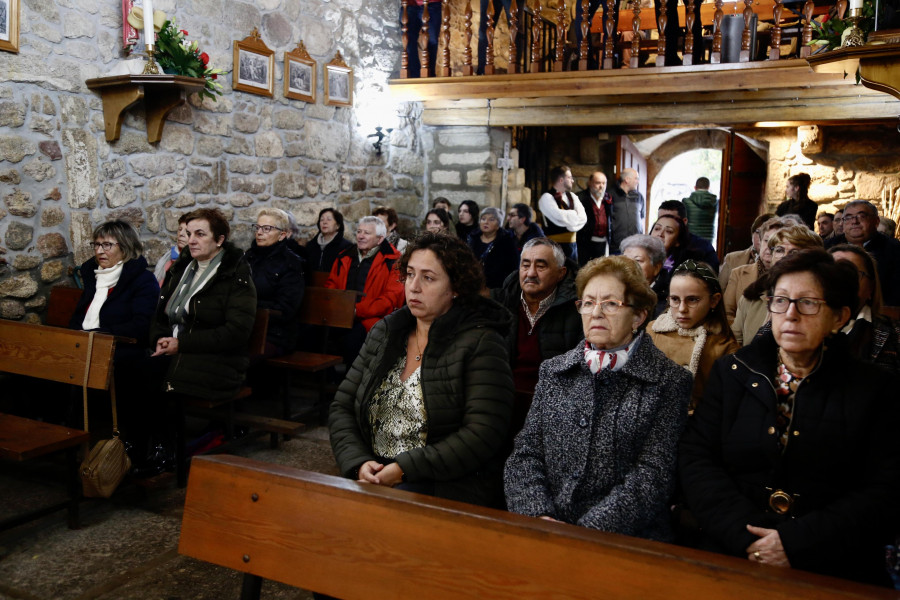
[765,249,859,315]
[398,231,485,298]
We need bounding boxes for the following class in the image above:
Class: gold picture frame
[324,51,353,107]
[233,28,274,97]
[284,41,316,103]
[0,0,20,54]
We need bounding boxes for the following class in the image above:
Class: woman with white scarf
[69,220,160,356]
[647,260,739,413]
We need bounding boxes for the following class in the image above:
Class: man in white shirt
[538,165,587,263]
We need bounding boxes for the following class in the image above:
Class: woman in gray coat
[329,233,514,507]
[504,256,692,541]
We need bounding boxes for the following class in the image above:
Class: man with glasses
[506,203,544,253]
[826,200,900,305]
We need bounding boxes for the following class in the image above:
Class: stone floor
[0,419,339,600]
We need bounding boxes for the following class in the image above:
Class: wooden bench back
[46,286,83,328]
[297,287,357,330]
[248,309,272,358]
[180,455,894,600]
[308,271,330,288]
[0,320,116,391]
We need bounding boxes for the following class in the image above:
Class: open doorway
[650,148,723,241]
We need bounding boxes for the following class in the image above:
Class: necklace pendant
[415,354,421,362]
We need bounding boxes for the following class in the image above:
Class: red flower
[180,29,189,36]
[200,52,209,66]
[211,73,217,80]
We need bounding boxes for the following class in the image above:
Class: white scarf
[651,311,708,377]
[82,261,124,330]
[583,334,640,374]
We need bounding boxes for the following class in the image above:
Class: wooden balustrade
[398,0,831,78]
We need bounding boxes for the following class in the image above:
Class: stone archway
[642,129,730,197]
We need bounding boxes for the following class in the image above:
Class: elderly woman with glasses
[731,225,822,345]
[680,249,900,586]
[468,206,519,289]
[70,220,160,356]
[647,260,739,412]
[243,208,306,357]
[504,256,692,541]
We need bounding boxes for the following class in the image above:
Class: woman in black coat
[680,250,900,586]
[70,220,160,359]
[244,208,305,356]
[468,207,519,289]
[306,207,352,281]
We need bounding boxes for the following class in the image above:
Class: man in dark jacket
[825,200,900,305]
[491,238,582,434]
[576,170,613,264]
[608,167,645,254]
[506,203,544,252]
[682,177,718,243]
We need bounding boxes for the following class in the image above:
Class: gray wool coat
[504,334,692,541]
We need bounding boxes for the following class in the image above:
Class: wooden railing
[399,0,841,77]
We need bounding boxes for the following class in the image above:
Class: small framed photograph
[284,41,316,103]
[325,51,353,107]
[233,28,274,97]
[0,0,20,54]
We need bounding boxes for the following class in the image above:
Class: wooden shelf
[85,74,206,143]
[807,42,900,102]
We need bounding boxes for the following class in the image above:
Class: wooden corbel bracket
[807,42,900,102]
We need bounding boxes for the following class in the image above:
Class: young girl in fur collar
[647,260,740,412]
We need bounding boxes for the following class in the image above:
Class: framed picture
[233,28,274,97]
[284,41,316,103]
[0,0,20,54]
[325,51,353,107]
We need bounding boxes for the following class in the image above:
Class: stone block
[230,193,256,207]
[46,188,62,202]
[41,206,65,227]
[261,159,277,174]
[466,169,492,187]
[60,95,88,126]
[304,119,350,162]
[63,12,95,38]
[256,131,285,158]
[25,295,47,310]
[389,147,425,176]
[262,11,293,46]
[103,158,127,179]
[292,200,334,226]
[225,136,253,155]
[228,157,257,174]
[5,190,36,217]
[70,212,93,265]
[160,124,196,155]
[437,151,491,167]
[150,176,187,201]
[41,260,66,283]
[0,300,25,319]
[0,274,38,299]
[273,172,306,198]
[343,198,372,223]
[187,168,214,194]
[23,159,56,182]
[856,172,890,200]
[147,204,162,233]
[234,113,261,133]
[367,168,393,189]
[306,177,320,197]
[30,116,56,136]
[797,125,823,155]
[232,176,268,194]
[113,131,153,154]
[104,178,138,208]
[130,155,177,178]
[31,22,63,44]
[391,194,424,216]
[108,207,145,230]
[194,114,231,137]
[437,128,492,148]
[321,167,340,195]
[5,222,34,250]
[198,136,224,157]
[12,255,41,270]
[0,135,38,163]
[431,170,461,185]
[37,233,69,258]
[0,102,25,127]
[273,109,304,130]
[0,169,21,184]
[62,129,99,208]
[174,194,197,208]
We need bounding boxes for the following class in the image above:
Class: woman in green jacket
[329,232,514,507]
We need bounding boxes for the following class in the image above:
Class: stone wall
[0,0,440,322]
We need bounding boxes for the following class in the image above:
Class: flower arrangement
[810,0,875,53]
[153,20,225,101]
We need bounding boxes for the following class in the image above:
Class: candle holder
[841,8,865,47]
[142,46,160,75]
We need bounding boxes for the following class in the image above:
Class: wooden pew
[0,320,117,530]
[46,285,83,328]
[180,455,895,600]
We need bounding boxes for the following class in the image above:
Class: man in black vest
[538,165,587,263]
[576,170,613,265]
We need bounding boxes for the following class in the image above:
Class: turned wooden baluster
[799,0,814,58]
[509,0,520,73]
[603,0,615,69]
[578,0,590,70]
[739,0,754,62]
[554,0,567,71]
[769,0,784,60]
[420,0,431,76]
[401,0,410,78]
[485,0,496,74]
[630,3,641,68]
[531,0,543,73]
[683,0,696,65]
[656,0,667,66]
[463,0,474,75]
[710,0,724,63]
[441,0,451,75]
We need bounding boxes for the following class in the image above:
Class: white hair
[359,215,387,238]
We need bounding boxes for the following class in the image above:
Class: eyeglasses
[771,246,799,259]
[252,224,283,234]
[766,295,827,315]
[840,214,869,224]
[90,242,119,252]
[667,295,709,308]
[576,299,631,315]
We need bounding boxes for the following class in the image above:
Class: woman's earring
[632,328,638,335]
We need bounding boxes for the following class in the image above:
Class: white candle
[143,0,154,50]
[848,0,863,10]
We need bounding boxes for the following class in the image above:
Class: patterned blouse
[369,355,427,459]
